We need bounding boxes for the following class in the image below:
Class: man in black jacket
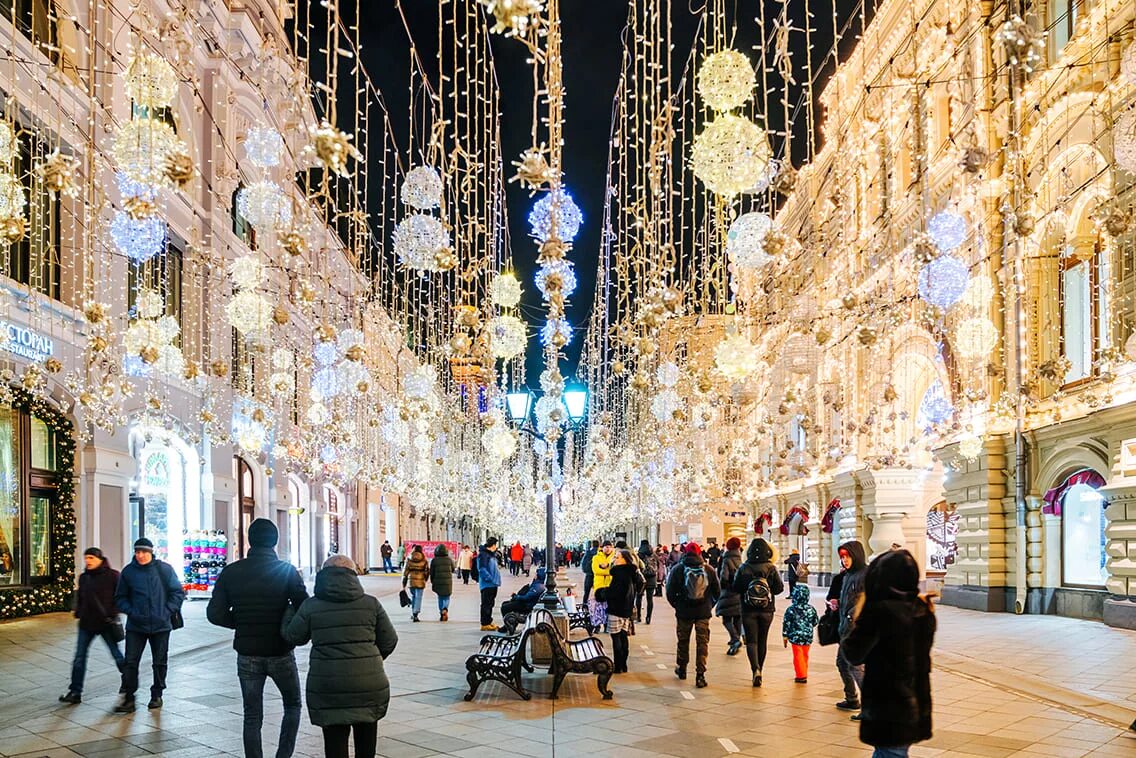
[831,540,868,714]
[665,542,720,688]
[60,547,125,704]
[581,540,599,605]
[208,519,308,758]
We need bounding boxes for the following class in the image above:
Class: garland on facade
[0,388,77,620]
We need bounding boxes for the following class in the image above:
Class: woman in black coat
[714,537,744,656]
[636,540,656,624]
[842,549,935,756]
[732,538,784,687]
[605,550,644,674]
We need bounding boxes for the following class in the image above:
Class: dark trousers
[611,630,629,671]
[121,630,170,700]
[741,611,774,673]
[675,617,710,674]
[237,653,302,758]
[787,577,797,597]
[322,722,378,758]
[582,573,594,605]
[836,640,865,702]
[382,556,393,572]
[721,614,743,646]
[69,625,125,694]
[500,599,530,617]
[635,590,654,621]
[461,569,471,584]
[480,587,498,625]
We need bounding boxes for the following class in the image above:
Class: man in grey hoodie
[831,540,868,712]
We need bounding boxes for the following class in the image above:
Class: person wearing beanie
[665,541,721,688]
[429,544,455,622]
[732,538,784,686]
[59,548,125,704]
[829,540,868,713]
[207,517,309,757]
[113,536,185,712]
[477,537,502,630]
[714,536,745,657]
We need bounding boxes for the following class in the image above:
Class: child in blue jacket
[782,583,819,683]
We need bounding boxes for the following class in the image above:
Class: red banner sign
[403,540,460,559]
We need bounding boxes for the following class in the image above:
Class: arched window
[1060,238,1107,387]
[926,501,959,574]
[1061,479,1107,588]
[235,457,255,558]
[288,479,302,568]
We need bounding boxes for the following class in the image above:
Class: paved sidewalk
[0,568,1134,757]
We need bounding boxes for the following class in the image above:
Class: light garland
[236,180,292,232]
[691,114,772,198]
[245,126,285,168]
[0,122,14,165]
[927,211,968,253]
[697,49,756,112]
[726,211,775,270]
[393,213,452,272]
[490,272,523,307]
[1122,41,1136,86]
[110,210,166,262]
[401,166,444,210]
[528,189,583,243]
[0,173,27,221]
[479,0,545,37]
[714,332,760,381]
[917,255,969,309]
[488,314,527,359]
[124,50,179,110]
[1116,108,1136,173]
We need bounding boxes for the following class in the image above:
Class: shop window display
[1062,482,1107,588]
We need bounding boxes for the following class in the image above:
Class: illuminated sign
[0,322,55,363]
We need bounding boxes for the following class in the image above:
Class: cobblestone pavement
[1,568,1135,758]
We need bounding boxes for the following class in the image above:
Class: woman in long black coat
[714,537,744,656]
[604,549,644,674]
[732,538,784,687]
[842,549,935,757]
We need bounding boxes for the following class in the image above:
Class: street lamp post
[506,385,587,607]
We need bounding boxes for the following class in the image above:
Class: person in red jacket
[509,542,524,577]
[60,547,125,704]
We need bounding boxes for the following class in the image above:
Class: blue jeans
[69,625,125,694]
[873,747,910,758]
[409,587,423,614]
[237,653,302,758]
[438,594,451,612]
[382,557,393,572]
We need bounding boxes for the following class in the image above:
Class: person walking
[636,540,656,624]
[284,555,398,758]
[402,545,429,622]
[842,549,936,757]
[665,542,720,688]
[785,548,802,597]
[590,541,615,631]
[832,540,868,713]
[732,537,784,687]
[581,540,599,605]
[380,541,394,574]
[705,541,723,570]
[395,543,405,571]
[509,542,523,576]
[521,545,533,577]
[500,567,548,617]
[113,538,185,712]
[60,547,125,704]
[478,537,502,631]
[652,546,668,597]
[457,545,474,585]
[605,549,644,674]
[207,519,308,758]
[429,544,454,622]
[714,536,744,657]
[782,583,820,683]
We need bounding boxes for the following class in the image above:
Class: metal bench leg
[464,668,482,702]
[596,660,614,700]
[549,665,567,700]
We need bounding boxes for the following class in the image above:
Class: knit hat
[684,542,702,556]
[133,537,154,553]
[83,547,104,559]
[725,537,742,551]
[248,518,279,548]
[535,567,547,580]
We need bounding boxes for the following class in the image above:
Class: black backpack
[682,564,708,600]
[743,573,773,609]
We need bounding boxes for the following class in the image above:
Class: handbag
[399,589,411,608]
[91,595,125,643]
[170,610,185,630]
[817,607,840,646]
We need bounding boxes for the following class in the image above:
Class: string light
[109,210,166,262]
[918,255,969,309]
[691,114,772,198]
[528,188,583,243]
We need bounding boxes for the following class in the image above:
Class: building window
[0,403,63,587]
[326,488,340,555]
[1061,480,1106,588]
[235,457,255,559]
[1060,242,1104,386]
[232,186,256,248]
[127,238,183,334]
[1049,0,1081,55]
[0,0,58,62]
[5,123,61,300]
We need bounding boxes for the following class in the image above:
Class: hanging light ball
[656,361,680,388]
[697,49,756,112]
[490,272,523,308]
[0,122,14,165]
[0,172,27,221]
[528,189,583,243]
[110,209,166,262]
[310,366,341,401]
[953,317,999,360]
[124,50,179,110]
[135,289,164,319]
[237,180,292,233]
[691,114,772,198]
[958,434,984,461]
[726,211,775,270]
[228,255,265,290]
[403,365,437,399]
[1115,108,1136,173]
[534,259,577,300]
[401,166,444,210]
[918,255,969,309]
[714,333,759,381]
[961,274,995,311]
[927,210,968,252]
[488,314,527,359]
[225,289,273,337]
[112,118,179,189]
[393,213,451,272]
[540,317,573,348]
[245,126,285,168]
[482,423,518,463]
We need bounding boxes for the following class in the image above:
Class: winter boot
[674,666,686,680]
[695,674,708,688]
[59,692,81,704]
[752,668,762,687]
[113,695,135,713]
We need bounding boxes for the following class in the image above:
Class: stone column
[858,468,927,560]
[1098,470,1136,630]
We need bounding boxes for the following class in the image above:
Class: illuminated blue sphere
[540,318,573,347]
[110,210,166,262]
[528,189,583,243]
[116,171,158,203]
[918,255,969,309]
[534,260,577,300]
[927,211,968,253]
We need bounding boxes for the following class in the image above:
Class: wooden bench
[501,606,595,636]
[463,627,537,702]
[531,608,613,700]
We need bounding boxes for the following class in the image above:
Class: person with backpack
[782,583,820,683]
[732,537,784,687]
[665,542,720,688]
[636,540,656,624]
[207,519,309,758]
[606,549,644,674]
[402,545,429,622]
[429,544,454,622]
[60,547,125,705]
[714,536,744,657]
[832,540,868,713]
[785,548,808,597]
[842,549,936,757]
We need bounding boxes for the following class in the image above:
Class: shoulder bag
[91,594,126,643]
[817,607,840,646]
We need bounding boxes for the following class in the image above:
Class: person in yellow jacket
[590,541,615,631]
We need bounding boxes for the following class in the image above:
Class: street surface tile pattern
[1,569,1134,757]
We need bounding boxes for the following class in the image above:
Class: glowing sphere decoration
[401,166,444,210]
[393,213,451,272]
[1121,40,1136,86]
[310,366,341,401]
[135,289,164,319]
[112,118,179,189]
[244,126,285,168]
[918,255,969,309]
[237,180,292,233]
[110,209,166,262]
[697,50,756,112]
[314,340,340,366]
[124,50,179,110]
[225,289,273,337]
[691,114,772,198]
[656,361,680,388]
[528,189,583,243]
[651,389,682,423]
[714,332,760,381]
[228,255,265,289]
[0,173,27,220]
[1116,108,1136,173]
[953,316,999,360]
[116,171,158,204]
[726,211,775,270]
[540,317,573,348]
[488,314,527,359]
[535,259,577,300]
[0,122,14,164]
[961,274,994,311]
[927,211,968,253]
[958,434,984,460]
[482,422,517,464]
[490,272,523,308]
[403,365,437,400]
